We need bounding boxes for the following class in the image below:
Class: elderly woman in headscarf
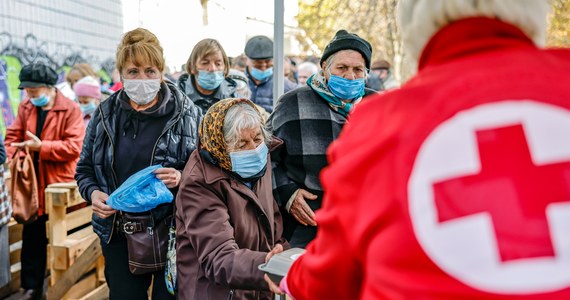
[175,98,288,300]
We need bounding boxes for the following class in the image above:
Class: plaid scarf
[307,71,364,117]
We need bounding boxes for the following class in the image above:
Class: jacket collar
[418,17,535,70]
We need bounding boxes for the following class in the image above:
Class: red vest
[287,18,570,299]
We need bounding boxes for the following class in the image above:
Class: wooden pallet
[0,219,23,299]
[44,182,107,300]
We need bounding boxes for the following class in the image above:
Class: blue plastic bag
[107,165,173,213]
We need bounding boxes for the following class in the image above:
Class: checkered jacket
[269,86,376,207]
[0,165,12,226]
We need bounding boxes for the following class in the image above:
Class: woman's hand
[10,131,42,152]
[264,244,286,295]
[91,190,116,219]
[154,167,182,188]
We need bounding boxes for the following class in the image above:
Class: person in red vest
[265,0,570,299]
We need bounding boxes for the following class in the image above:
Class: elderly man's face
[250,59,273,71]
[323,50,366,81]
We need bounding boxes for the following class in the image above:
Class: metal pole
[273,0,285,108]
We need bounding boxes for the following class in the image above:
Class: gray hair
[298,61,318,74]
[223,102,271,151]
[323,51,369,80]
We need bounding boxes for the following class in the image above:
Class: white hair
[223,102,271,150]
[298,61,318,74]
[398,0,551,68]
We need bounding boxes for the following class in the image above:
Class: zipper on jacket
[227,289,234,300]
[149,101,184,165]
[99,105,120,244]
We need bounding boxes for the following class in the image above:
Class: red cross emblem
[408,101,570,294]
[433,124,570,262]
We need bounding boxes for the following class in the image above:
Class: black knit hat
[244,35,273,60]
[18,62,58,89]
[320,30,372,70]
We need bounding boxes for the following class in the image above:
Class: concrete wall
[0,0,123,69]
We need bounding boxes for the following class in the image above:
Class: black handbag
[120,212,172,275]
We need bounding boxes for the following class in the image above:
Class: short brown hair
[186,39,230,77]
[116,28,165,73]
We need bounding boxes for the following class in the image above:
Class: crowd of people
[1,0,569,299]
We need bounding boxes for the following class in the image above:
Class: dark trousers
[101,232,174,300]
[21,214,48,290]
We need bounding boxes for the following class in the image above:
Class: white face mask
[122,78,161,105]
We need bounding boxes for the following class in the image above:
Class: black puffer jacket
[177,73,238,112]
[75,81,202,243]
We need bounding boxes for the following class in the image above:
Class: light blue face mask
[80,102,97,115]
[327,75,365,100]
[30,94,50,107]
[229,143,268,178]
[250,67,273,81]
[197,70,224,90]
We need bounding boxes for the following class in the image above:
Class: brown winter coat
[5,90,85,215]
[175,141,288,300]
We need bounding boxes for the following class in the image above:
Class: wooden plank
[52,228,97,270]
[45,188,71,207]
[0,269,20,299]
[96,256,105,283]
[47,239,102,300]
[65,206,92,233]
[47,182,78,189]
[46,182,83,208]
[78,283,108,300]
[63,272,97,300]
[8,222,22,245]
[9,247,20,266]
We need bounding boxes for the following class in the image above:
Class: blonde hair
[66,63,98,86]
[398,0,551,68]
[116,28,165,73]
[186,38,230,76]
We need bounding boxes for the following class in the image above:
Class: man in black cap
[5,62,84,300]
[244,35,296,113]
[269,30,377,248]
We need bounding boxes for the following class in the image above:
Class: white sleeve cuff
[285,189,299,213]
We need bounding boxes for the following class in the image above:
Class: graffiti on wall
[0,32,114,137]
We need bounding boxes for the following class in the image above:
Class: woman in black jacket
[75,28,201,300]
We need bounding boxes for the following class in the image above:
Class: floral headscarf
[199,98,260,171]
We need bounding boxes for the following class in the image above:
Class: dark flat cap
[18,62,58,89]
[244,36,273,60]
[320,30,372,70]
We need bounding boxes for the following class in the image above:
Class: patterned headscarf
[199,98,260,171]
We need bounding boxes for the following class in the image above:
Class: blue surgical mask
[229,143,268,178]
[250,67,273,81]
[30,94,50,107]
[197,70,224,90]
[80,102,97,115]
[327,75,365,100]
